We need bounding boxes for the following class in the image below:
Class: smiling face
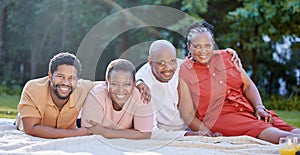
[188,32,214,64]
[107,70,134,110]
[148,40,177,83]
[48,64,78,100]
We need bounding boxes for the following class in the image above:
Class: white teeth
[200,56,206,59]
[59,87,69,91]
[164,72,171,76]
[116,94,126,99]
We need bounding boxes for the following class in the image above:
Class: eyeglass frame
[151,58,177,67]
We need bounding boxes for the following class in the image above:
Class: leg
[258,127,300,144]
[291,128,300,134]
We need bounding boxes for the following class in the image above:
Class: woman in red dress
[178,21,300,144]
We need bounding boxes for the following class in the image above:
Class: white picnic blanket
[0,118,280,155]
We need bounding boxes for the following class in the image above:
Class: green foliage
[264,95,300,111]
[0,0,299,98]
[0,81,22,96]
[218,0,300,96]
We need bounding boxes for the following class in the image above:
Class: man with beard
[15,52,95,138]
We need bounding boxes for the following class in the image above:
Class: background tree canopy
[0,0,299,97]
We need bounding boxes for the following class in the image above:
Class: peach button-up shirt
[16,76,95,130]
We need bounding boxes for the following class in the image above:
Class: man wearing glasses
[136,40,240,139]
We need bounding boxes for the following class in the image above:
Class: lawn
[0,95,299,128]
[274,110,300,128]
[0,95,20,119]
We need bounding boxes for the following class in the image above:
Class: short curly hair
[49,52,82,77]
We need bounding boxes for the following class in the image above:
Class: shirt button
[220,80,223,84]
[240,108,243,111]
[227,90,230,94]
[212,73,216,76]
[207,65,210,68]
[235,104,238,107]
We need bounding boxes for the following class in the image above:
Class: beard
[52,84,75,100]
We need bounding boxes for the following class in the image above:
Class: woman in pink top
[81,59,153,139]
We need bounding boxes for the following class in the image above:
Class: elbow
[23,125,33,135]
[24,128,32,135]
[141,132,152,139]
[23,128,37,137]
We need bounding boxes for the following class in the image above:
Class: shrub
[263,95,300,111]
[0,81,22,96]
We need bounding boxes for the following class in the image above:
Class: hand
[86,120,106,135]
[225,48,242,67]
[255,107,273,124]
[185,130,222,137]
[203,130,223,137]
[136,81,151,103]
[76,127,92,136]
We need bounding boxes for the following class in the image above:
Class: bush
[263,95,300,111]
[0,81,22,96]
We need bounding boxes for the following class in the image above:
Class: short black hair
[49,52,82,77]
[105,59,136,82]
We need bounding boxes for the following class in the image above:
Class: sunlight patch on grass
[275,110,300,128]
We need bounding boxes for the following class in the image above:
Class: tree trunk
[233,38,248,71]
[0,4,7,81]
[0,5,7,62]
[61,0,67,50]
[30,49,37,78]
[252,25,259,84]
[268,71,273,97]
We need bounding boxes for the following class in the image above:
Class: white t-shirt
[136,59,186,134]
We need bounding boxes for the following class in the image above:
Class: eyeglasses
[151,59,177,67]
[189,42,213,51]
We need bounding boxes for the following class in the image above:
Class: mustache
[52,84,74,100]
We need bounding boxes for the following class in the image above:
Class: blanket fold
[0,118,279,155]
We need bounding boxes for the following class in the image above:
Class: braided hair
[185,21,215,45]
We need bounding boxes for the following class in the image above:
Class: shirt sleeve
[135,63,149,81]
[18,88,42,119]
[133,103,154,132]
[81,92,105,128]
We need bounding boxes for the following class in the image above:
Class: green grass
[275,110,300,128]
[0,95,20,119]
[0,95,299,128]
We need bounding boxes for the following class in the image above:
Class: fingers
[204,132,213,137]
[142,89,151,103]
[137,82,151,104]
[265,114,273,124]
[256,111,273,124]
[215,132,223,137]
[225,48,243,67]
[269,116,274,124]
[230,52,237,62]
[238,59,242,67]
[255,112,261,120]
[260,111,271,123]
